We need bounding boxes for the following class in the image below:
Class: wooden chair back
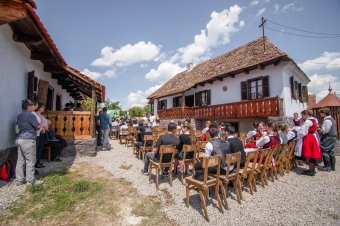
[121,127,129,135]
[254,149,267,172]
[263,147,275,169]
[225,152,241,179]
[158,145,176,165]
[143,135,154,147]
[182,144,196,160]
[202,155,220,184]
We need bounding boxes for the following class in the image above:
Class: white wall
[281,62,308,117]
[0,25,73,150]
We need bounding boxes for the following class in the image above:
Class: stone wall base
[74,138,97,157]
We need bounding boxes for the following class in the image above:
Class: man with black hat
[319,108,337,171]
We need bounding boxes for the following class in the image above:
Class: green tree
[143,104,152,115]
[104,98,122,110]
[128,106,144,117]
[81,98,93,111]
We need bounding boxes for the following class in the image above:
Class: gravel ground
[78,140,340,226]
[1,140,339,225]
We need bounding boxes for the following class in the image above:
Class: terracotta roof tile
[312,92,340,109]
[148,37,297,99]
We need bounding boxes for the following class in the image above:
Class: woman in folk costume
[256,122,281,148]
[246,122,265,148]
[292,112,302,127]
[295,110,322,176]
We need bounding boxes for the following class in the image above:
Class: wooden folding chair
[196,141,208,161]
[185,155,224,222]
[148,145,176,190]
[252,149,268,190]
[240,150,259,196]
[177,144,197,183]
[284,141,297,172]
[268,145,283,182]
[259,147,275,187]
[126,127,137,147]
[138,135,154,160]
[212,152,242,208]
[110,126,119,139]
[119,128,129,144]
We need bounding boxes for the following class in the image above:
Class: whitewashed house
[148,37,310,132]
[0,1,105,163]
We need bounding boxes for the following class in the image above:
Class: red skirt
[302,134,322,163]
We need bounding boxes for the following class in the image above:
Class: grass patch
[8,171,103,221]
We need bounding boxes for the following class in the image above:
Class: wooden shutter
[27,71,36,100]
[262,76,270,98]
[157,99,160,111]
[195,92,200,107]
[37,79,49,104]
[294,81,299,100]
[241,81,248,100]
[290,76,296,99]
[164,100,167,109]
[301,86,308,102]
[298,83,302,101]
[206,90,211,105]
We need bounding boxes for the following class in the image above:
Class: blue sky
[35,0,340,109]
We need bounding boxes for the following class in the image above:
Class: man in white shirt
[149,114,156,127]
[319,108,337,171]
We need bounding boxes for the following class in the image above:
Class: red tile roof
[311,92,340,109]
[148,37,308,100]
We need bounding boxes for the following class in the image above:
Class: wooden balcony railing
[158,96,284,119]
[45,111,93,140]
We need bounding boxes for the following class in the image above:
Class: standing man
[15,99,43,185]
[319,108,337,171]
[95,109,102,148]
[99,107,112,150]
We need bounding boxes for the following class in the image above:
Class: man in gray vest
[319,108,337,171]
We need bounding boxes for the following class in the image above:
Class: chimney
[187,63,194,71]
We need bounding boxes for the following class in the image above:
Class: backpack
[0,160,16,181]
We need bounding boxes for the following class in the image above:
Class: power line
[266,26,340,39]
[267,19,340,36]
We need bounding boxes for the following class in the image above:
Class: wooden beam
[258,64,265,70]
[0,1,26,25]
[51,73,67,79]
[229,73,235,78]
[243,69,249,74]
[90,87,96,138]
[31,52,54,61]
[198,82,205,87]
[13,33,43,45]
[58,80,72,86]
[44,65,65,74]
[217,76,224,81]
[274,57,282,66]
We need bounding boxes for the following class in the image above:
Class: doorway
[46,87,54,110]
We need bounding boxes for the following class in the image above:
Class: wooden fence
[45,111,92,140]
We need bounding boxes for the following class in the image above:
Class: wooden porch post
[90,85,96,138]
[181,92,185,118]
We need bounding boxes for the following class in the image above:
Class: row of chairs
[185,141,296,221]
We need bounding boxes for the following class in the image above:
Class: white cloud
[299,52,340,72]
[177,5,242,64]
[281,1,304,14]
[308,73,340,101]
[140,64,148,68]
[103,69,116,78]
[250,0,259,6]
[81,68,102,80]
[124,85,162,110]
[145,61,185,82]
[274,4,280,14]
[256,8,266,17]
[239,20,245,27]
[91,41,161,67]
[250,0,270,6]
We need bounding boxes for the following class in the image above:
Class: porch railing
[158,96,284,119]
[45,111,92,140]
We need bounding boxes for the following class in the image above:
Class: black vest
[210,138,230,169]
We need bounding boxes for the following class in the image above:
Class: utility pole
[259,17,267,53]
